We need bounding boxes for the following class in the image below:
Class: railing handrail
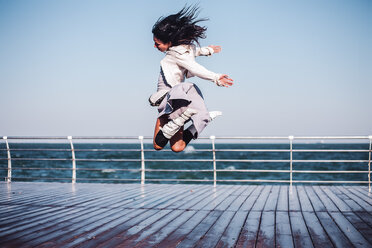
[2,135,371,140]
[1,135,371,192]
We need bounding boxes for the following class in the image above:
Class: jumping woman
[149,6,234,152]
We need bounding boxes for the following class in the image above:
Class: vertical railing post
[368,135,371,193]
[289,135,294,193]
[139,136,145,185]
[68,136,76,184]
[210,136,217,187]
[3,136,11,183]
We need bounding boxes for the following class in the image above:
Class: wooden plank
[297,185,314,212]
[193,210,236,248]
[155,210,210,247]
[256,211,275,247]
[333,186,364,212]
[175,210,223,248]
[0,206,79,239]
[215,210,249,248]
[302,211,333,248]
[215,186,245,211]
[0,206,89,244]
[277,185,289,211]
[0,206,53,226]
[276,211,294,248]
[355,211,372,228]
[141,187,196,209]
[192,185,235,210]
[174,186,214,210]
[343,211,372,244]
[345,186,372,206]
[75,185,159,208]
[304,186,326,212]
[337,186,372,212]
[235,210,261,247]
[316,211,352,248]
[320,186,352,212]
[204,185,240,211]
[14,207,113,247]
[328,211,371,248]
[238,185,264,211]
[312,186,338,212]
[54,208,142,247]
[133,210,197,247]
[289,186,301,211]
[78,209,163,248]
[264,185,280,211]
[37,207,134,247]
[156,184,208,209]
[226,186,256,211]
[109,186,167,209]
[353,185,371,194]
[64,208,149,248]
[251,185,272,211]
[119,186,187,209]
[290,211,314,248]
[98,209,181,247]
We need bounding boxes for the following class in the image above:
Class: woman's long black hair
[152,5,208,46]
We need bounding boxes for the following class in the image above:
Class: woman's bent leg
[170,127,186,153]
[153,116,169,150]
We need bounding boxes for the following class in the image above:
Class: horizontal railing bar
[0,158,142,162]
[289,180,368,183]
[215,179,368,183]
[143,178,369,183]
[0,167,142,172]
[216,169,368,173]
[76,159,141,162]
[10,177,140,181]
[0,148,369,153]
[292,160,368,163]
[0,167,72,170]
[3,135,369,140]
[76,178,140,181]
[291,136,370,139]
[0,149,143,152]
[293,149,370,152]
[215,159,369,163]
[292,170,367,173]
[2,136,146,140]
[10,177,77,180]
[0,149,73,151]
[212,136,370,140]
[141,178,214,182]
[0,168,367,174]
[214,149,370,153]
[0,158,72,161]
[0,158,369,163]
[145,159,213,162]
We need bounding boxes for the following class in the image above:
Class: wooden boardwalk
[0,182,371,248]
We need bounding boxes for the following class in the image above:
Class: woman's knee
[153,143,164,150]
[171,142,186,153]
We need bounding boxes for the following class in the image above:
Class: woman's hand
[218,74,234,87]
[208,45,221,53]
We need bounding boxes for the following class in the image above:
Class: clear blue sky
[0,0,371,137]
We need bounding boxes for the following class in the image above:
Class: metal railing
[1,135,371,191]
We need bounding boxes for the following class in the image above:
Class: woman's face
[153,37,171,52]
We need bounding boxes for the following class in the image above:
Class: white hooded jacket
[149,44,222,106]
[159,44,222,89]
